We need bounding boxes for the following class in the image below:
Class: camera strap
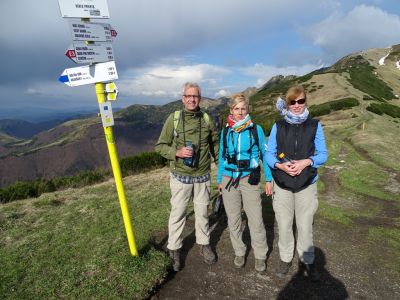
[182,111,202,155]
[225,172,242,191]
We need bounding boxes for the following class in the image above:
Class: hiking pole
[95,82,138,256]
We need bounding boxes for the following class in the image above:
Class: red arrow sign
[65,49,77,59]
[110,29,117,38]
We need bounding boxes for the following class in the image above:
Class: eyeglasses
[184,95,200,99]
[289,98,306,105]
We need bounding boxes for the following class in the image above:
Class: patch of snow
[396,60,400,70]
[379,53,390,65]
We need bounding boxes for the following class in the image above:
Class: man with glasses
[155,82,219,272]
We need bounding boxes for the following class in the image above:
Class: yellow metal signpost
[58,0,138,256]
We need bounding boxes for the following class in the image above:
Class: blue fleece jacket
[217,124,273,184]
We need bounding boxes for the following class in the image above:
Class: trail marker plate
[68,20,117,42]
[58,0,110,19]
[59,61,118,87]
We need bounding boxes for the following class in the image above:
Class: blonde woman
[217,93,272,272]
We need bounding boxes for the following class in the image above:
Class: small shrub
[309,98,360,117]
[367,103,400,118]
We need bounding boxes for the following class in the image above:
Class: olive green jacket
[155,110,219,176]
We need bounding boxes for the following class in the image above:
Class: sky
[0,0,399,113]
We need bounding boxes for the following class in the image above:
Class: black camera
[227,156,237,165]
[237,159,250,169]
[248,166,261,185]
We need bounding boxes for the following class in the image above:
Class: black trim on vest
[272,118,318,192]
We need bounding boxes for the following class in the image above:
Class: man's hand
[176,146,193,158]
[265,182,272,196]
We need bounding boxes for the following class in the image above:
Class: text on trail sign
[65,42,114,64]
[59,61,118,87]
[68,20,117,42]
[58,0,110,19]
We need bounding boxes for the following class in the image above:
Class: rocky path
[148,159,400,299]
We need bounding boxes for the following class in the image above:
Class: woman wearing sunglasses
[266,85,327,281]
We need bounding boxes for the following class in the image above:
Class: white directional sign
[59,61,118,87]
[65,42,114,64]
[68,20,117,42]
[58,0,110,19]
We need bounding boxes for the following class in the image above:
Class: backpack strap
[202,112,210,126]
[173,110,182,137]
[250,124,259,153]
[222,124,229,159]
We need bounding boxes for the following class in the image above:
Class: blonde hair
[285,85,306,106]
[230,93,249,109]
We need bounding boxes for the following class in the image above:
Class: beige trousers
[167,174,211,250]
[272,182,318,264]
[221,176,268,260]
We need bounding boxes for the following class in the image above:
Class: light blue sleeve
[310,122,328,168]
[265,123,279,169]
[216,128,226,184]
[257,125,272,181]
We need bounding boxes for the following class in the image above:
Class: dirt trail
[148,160,399,299]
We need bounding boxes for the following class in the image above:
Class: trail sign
[68,20,117,42]
[59,61,118,87]
[58,0,110,19]
[65,42,114,64]
[99,101,114,127]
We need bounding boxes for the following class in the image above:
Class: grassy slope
[0,169,173,299]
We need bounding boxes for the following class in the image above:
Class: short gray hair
[182,82,201,96]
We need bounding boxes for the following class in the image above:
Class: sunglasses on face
[289,98,306,105]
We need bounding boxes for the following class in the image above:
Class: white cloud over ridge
[119,63,231,99]
[305,5,400,60]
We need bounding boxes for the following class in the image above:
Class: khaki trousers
[167,174,211,250]
[272,182,318,264]
[221,176,268,260]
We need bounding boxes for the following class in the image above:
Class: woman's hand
[276,162,297,176]
[265,181,273,196]
[289,159,312,176]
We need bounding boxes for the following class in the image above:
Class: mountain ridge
[1,44,399,187]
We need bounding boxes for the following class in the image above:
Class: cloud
[119,63,231,99]
[304,5,400,60]
[215,89,231,98]
[241,63,323,87]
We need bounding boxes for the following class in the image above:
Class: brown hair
[230,93,249,109]
[285,85,306,106]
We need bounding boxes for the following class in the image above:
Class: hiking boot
[276,260,292,278]
[200,244,216,265]
[169,249,181,272]
[299,261,320,282]
[234,255,245,268]
[255,259,266,272]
